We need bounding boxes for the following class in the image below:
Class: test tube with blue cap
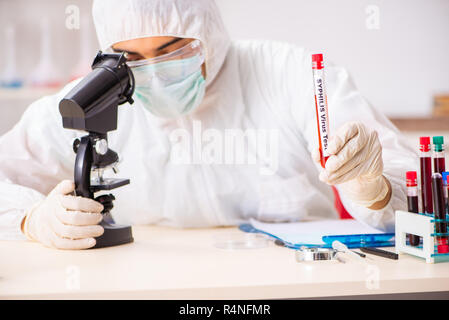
[442,171,449,214]
[431,173,449,254]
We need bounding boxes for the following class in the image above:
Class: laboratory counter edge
[1,226,449,299]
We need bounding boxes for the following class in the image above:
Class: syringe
[312,53,330,168]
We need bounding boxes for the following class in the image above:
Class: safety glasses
[124,39,204,68]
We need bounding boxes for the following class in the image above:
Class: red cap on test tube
[406,171,417,187]
[419,136,431,152]
[312,54,324,69]
[438,242,449,254]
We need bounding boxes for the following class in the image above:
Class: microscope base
[93,221,133,248]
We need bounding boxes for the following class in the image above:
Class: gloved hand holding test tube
[311,54,391,210]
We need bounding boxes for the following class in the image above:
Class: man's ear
[201,63,207,79]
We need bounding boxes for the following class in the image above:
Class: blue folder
[239,223,395,249]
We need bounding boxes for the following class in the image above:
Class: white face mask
[131,53,206,118]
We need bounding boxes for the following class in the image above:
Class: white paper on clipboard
[249,218,384,245]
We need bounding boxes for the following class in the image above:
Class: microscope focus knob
[95,194,116,214]
[72,138,81,153]
[95,139,108,155]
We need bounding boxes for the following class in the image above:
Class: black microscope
[59,51,135,248]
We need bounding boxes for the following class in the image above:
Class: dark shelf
[390,117,449,131]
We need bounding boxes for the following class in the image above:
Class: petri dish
[213,232,270,250]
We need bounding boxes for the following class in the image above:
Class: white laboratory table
[1,226,448,299]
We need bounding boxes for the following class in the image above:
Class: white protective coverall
[0,0,417,240]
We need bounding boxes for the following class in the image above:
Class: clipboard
[239,219,395,249]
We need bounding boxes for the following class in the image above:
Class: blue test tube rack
[395,210,449,263]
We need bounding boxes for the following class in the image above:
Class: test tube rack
[395,210,449,263]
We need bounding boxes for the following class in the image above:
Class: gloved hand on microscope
[22,180,104,249]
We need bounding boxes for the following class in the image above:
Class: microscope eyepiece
[59,51,135,134]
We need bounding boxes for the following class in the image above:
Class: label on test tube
[312,54,330,168]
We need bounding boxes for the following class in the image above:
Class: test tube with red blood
[431,173,449,254]
[420,137,433,213]
[406,171,420,246]
[312,54,330,168]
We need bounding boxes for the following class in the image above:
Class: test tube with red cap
[406,171,420,246]
[312,53,330,168]
[432,136,445,174]
[431,173,449,254]
[420,137,433,213]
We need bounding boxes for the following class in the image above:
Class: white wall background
[0,0,98,84]
[0,0,448,130]
[216,0,449,117]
